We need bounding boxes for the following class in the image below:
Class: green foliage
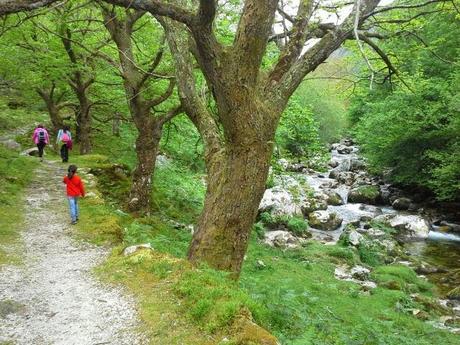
[372,265,433,294]
[275,98,326,165]
[286,216,309,236]
[350,8,460,201]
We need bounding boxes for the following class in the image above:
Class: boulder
[259,188,302,217]
[325,191,343,206]
[336,144,353,154]
[300,197,327,216]
[21,147,39,156]
[308,210,343,231]
[374,214,430,241]
[350,159,366,172]
[277,158,289,170]
[263,231,300,249]
[392,197,412,211]
[340,138,354,146]
[328,159,339,168]
[351,265,370,280]
[123,243,153,256]
[348,185,380,204]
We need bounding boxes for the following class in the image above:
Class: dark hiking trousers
[37,141,46,158]
[60,144,69,162]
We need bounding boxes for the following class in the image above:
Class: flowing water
[302,142,460,293]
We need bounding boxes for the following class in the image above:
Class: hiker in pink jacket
[32,124,49,162]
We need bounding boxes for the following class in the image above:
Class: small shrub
[287,216,308,236]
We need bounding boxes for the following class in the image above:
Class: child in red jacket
[63,165,85,224]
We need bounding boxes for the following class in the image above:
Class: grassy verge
[0,145,37,265]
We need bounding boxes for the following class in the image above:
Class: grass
[0,145,37,264]
[3,97,457,344]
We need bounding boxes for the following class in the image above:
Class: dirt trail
[0,160,146,345]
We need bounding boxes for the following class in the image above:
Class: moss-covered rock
[348,185,380,204]
[308,210,343,231]
[229,309,280,345]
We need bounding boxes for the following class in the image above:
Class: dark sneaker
[71,220,77,225]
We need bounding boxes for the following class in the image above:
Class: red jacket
[63,175,85,197]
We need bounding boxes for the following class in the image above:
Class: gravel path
[0,160,147,345]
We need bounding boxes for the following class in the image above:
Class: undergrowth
[0,145,37,264]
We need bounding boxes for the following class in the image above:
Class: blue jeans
[68,197,79,222]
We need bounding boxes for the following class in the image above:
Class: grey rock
[308,210,343,231]
[392,197,412,211]
[123,243,153,256]
[351,265,370,280]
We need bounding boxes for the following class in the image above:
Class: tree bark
[36,86,63,132]
[75,88,92,154]
[129,117,162,212]
[189,139,273,275]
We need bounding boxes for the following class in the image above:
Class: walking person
[32,124,49,162]
[56,125,72,163]
[63,165,85,225]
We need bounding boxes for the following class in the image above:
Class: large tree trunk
[128,118,162,212]
[188,103,276,276]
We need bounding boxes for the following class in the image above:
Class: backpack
[38,130,46,143]
[61,132,70,142]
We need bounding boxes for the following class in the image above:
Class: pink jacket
[32,128,50,144]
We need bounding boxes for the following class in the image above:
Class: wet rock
[336,144,353,154]
[374,214,430,241]
[328,159,339,168]
[392,197,412,211]
[440,221,460,233]
[337,172,355,186]
[415,264,448,275]
[308,210,343,231]
[325,191,344,206]
[259,188,302,217]
[348,185,380,204]
[123,243,153,256]
[264,230,300,249]
[340,227,365,246]
[340,138,354,146]
[350,159,366,172]
[351,266,370,280]
[277,158,289,170]
[287,163,308,172]
[300,197,327,216]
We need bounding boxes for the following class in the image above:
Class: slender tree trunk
[72,85,92,154]
[128,118,162,212]
[36,87,63,131]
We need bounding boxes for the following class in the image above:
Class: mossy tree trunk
[120,0,381,275]
[101,6,180,212]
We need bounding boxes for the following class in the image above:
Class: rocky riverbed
[258,138,460,332]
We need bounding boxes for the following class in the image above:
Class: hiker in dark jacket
[32,124,49,162]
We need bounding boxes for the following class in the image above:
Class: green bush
[286,216,309,236]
